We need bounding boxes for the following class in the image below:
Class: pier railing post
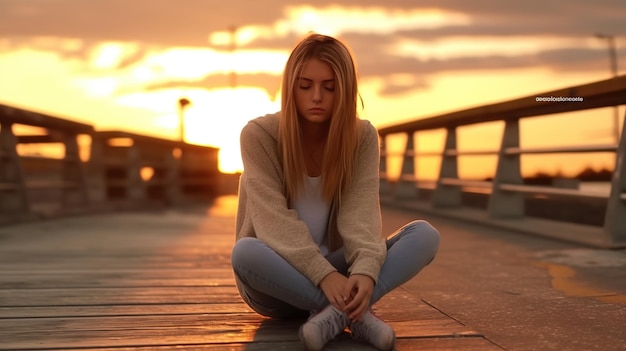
[165,147,182,205]
[0,122,29,213]
[86,135,107,203]
[379,135,393,196]
[433,127,461,208]
[488,119,524,218]
[603,110,626,246]
[127,141,145,202]
[61,132,89,207]
[395,132,417,199]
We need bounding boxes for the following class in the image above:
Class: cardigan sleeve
[239,121,337,286]
[337,122,387,283]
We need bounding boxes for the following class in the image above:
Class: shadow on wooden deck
[0,196,501,350]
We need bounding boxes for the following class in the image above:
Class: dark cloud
[0,0,281,46]
[335,31,626,76]
[142,72,282,99]
[0,0,420,46]
[397,14,626,40]
[1,0,624,46]
[117,46,153,69]
[376,79,430,97]
[1,0,624,98]
[126,45,623,100]
[378,47,626,76]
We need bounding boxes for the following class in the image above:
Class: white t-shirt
[293,176,331,255]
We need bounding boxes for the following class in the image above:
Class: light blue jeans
[231,220,440,319]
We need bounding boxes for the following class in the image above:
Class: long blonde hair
[279,33,360,205]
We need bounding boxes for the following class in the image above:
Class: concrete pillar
[379,135,393,196]
[86,135,107,203]
[0,122,29,213]
[488,119,524,218]
[603,109,626,247]
[395,132,418,199]
[433,127,461,208]
[165,147,182,205]
[127,142,145,202]
[62,132,89,207]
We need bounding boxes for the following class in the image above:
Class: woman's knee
[403,220,440,256]
[231,237,264,268]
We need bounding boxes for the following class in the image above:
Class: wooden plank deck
[0,196,501,350]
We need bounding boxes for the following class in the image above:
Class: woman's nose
[312,85,322,102]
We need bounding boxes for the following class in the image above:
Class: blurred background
[0,0,624,180]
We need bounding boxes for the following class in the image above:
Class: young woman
[231,33,440,351]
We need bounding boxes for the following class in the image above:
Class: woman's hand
[319,271,349,311]
[343,274,374,321]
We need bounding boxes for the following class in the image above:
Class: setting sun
[182,87,279,173]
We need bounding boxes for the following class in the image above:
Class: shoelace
[350,311,379,340]
[311,308,348,341]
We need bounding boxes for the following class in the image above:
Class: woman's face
[294,58,335,124]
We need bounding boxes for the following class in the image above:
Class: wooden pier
[1,196,625,350]
[0,197,501,350]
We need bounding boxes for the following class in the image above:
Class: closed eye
[298,77,334,92]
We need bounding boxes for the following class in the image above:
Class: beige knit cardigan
[235,113,386,286]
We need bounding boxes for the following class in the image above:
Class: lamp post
[178,97,191,143]
[594,33,620,144]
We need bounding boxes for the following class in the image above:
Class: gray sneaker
[350,309,396,351]
[299,305,349,351]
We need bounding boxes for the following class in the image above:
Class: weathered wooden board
[0,312,462,336]
[0,276,236,289]
[0,314,482,350]
[71,337,502,351]
[0,268,235,277]
[0,286,243,306]
[0,202,496,350]
[0,303,252,318]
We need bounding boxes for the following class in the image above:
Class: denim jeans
[231,220,440,319]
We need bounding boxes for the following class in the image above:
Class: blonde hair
[279,33,360,205]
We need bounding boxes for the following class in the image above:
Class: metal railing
[378,75,626,248]
[0,104,221,222]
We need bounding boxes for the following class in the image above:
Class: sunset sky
[0,0,625,178]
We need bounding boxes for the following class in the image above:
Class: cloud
[142,72,282,100]
[3,1,624,45]
[397,16,626,40]
[1,0,625,99]
[131,45,619,98]
[376,77,430,97]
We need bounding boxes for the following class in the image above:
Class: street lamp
[594,33,620,144]
[178,97,191,143]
